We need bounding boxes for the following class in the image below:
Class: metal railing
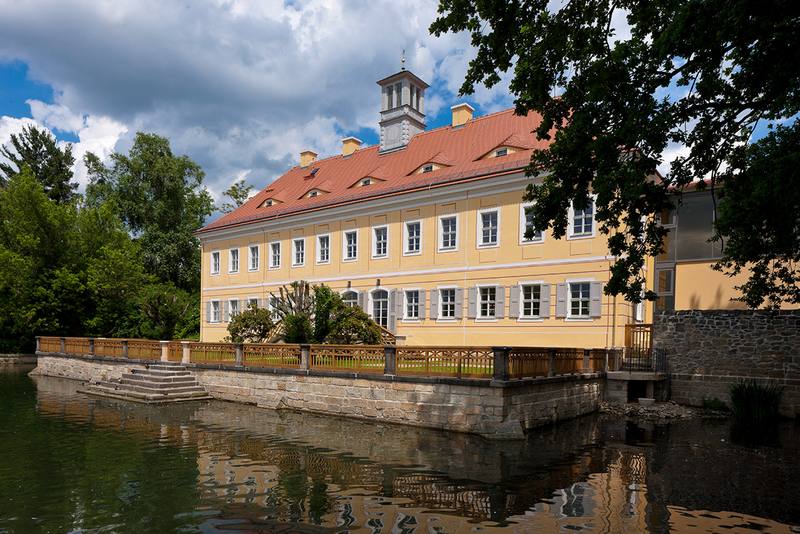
[614,347,668,373]
[310,344,385,373]
[396,346,494,378]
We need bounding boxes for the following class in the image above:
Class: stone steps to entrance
[80,363,212,404]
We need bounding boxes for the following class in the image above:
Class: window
[387,85,394,108]
[248,245,259,271]
[229,249,239,273]
[248,298,259,310]
[571,199,595,237]
[372,289,389,328]
[495,148,508,157]
[361,178,371,186]
[405,221,421,254]
[394,83,402,105]
[569,282,591,317]
[479,286,497,318]
[439,216,457,251]
[478,209,499,247]
[228,299,240,320]
[656,269,674,295]
[210,301,221,323]
[269,242,281,268]
[344,230,358,261]
[440,288,456,319]
[520,203,543,243]
[405,290,420,319]
[373,226,388,258]
[211,251,220,275]
[264,199,273,207]
[317,235,330,263]
[342,290,358,308]
[521,284,542,318]
[293,238,305,266]
[268,295,280,319]
[421,164,434,173]
[308,190,318,198]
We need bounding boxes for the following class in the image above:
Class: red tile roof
[199,108,550,234]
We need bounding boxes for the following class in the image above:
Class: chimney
[451,103,474,127]
[300,150,317,168]
[341,137,363,157]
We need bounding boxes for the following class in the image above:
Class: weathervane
[401,49,406,70]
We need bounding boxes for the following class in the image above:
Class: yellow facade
[199,173,642,347]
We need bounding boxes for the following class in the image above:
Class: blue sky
[0,0,516,200]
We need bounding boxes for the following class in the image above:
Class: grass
[729,379,783,423]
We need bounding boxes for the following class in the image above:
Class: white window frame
[369,287,390,328]
[269,241,281,269]
[438,214,459,252]
[292,238,306,267]
[476,208,500,248]
[519,202,544,244]
[228,248,240,273]
[421,164,434,173]
[495,147,508,157]
[437,286,458,321]
[210,250,221,275]
[403,220,422,256]
[316,234,330,264]
[343,230,358,262]
[247,297,259,310]
[476,284,499,321]
[518,281,544,320]
[372,225,389,259]
[566,278,594,320]
[341,289,360,308]
[248,245,260,271]
[568,196,597,239]
[210,300,221,323]
[403,288,422,321]
[228,299,240,321]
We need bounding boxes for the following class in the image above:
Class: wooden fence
[36,335,618,380]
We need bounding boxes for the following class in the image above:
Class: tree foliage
[225,303,276,343]
[219,179,253,213]
[431,0,800,306]
[0,124,77,204]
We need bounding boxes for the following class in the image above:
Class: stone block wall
[32,354,604,439]
[653,310,800,416]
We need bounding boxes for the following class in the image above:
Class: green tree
[431,0,800,305]
[136,283,196,340]
[225,303,275,343]
[325,305,382,345]
[85,133,214,290]
[219,178,253,213]
[0,124,77,203]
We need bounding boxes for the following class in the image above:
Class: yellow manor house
[196,68,737,347]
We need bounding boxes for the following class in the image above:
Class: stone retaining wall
[32,354,604,439]
[653,310,800,417]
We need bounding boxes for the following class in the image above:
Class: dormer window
[261,199,274,208]
[361,178,372,186]
[495,148,508,157]
[309,191,318,197]
[422,164,434,173]
[304,189,326,199]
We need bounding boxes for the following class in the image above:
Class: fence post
[121,340,129,359]
[547,348,556,377]
[181,341,191,364]
[384,345,397,376]
[235,343,244,366]
[88,338,95,356]
[300,344,310,370]
[160,340,170,362]
[35,336,41,354]
[59,337,65,354]
[492,347,510,382]
[583,349,590,373]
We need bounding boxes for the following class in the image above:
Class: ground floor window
[440,288,456,318]
[479,286,497,318]
[569,282,591,317]
[210,301,221,323]
[405,290,420,319]
[521,284,541,318]
[372,290,388,328]
[342,290,358,308]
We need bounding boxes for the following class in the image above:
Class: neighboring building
[195,68,743,346]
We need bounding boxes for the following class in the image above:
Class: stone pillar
[88,338,95,356]
[235,343,244,366]
[300,344,310,370]
[492,347,510,382]
[181,341,191,364]
[583,349,591,373]
[548,348,556,377]
[384,345,397,376]
[59,337,65,354]
[35,336,41,354]
[121,340,129,359]
[160,340,170,362]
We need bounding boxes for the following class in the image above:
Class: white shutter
[429,289,439,320]
[223,301,230,322]
[590,282,603,318]
[509,286,520,318]
[556,283,567,318]
[205,302,211,323]
[540,284,551,318]
[496,286,505,319]
[418,289,426,320]
[467,287,478,319]
[357,292,366,310]
[388,290,397,332]
[455,288,464,319]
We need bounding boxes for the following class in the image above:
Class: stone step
[119,378,201,391]
[122,373,197,385]
[146,363,188,372]
[98,378,203,394]
[83,384,212,404]
[131,368,192,378]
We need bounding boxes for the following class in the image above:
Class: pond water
[1,365,799,534]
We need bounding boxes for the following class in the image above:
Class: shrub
[326,304,382,345]
[729,379,783,423]
[283,313,313,344]
[224,303,275,343]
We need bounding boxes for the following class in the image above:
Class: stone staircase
[81,361,212,404]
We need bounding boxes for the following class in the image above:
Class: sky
[0,0,516,203]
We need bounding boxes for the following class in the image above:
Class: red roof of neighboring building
[199,108,549,234]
